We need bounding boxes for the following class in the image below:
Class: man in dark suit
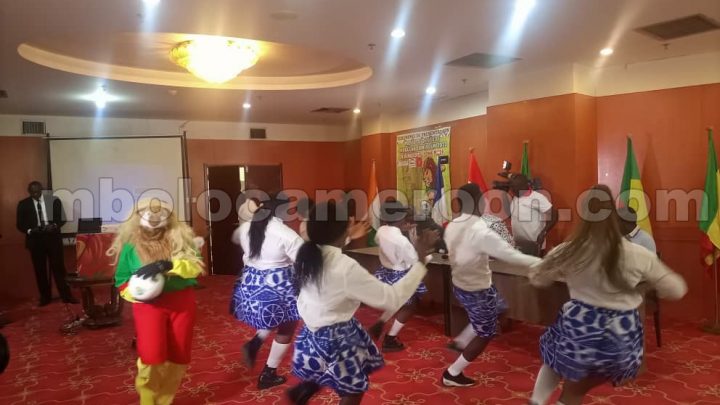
[16,181,77,306]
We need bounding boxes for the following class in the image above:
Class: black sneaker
[286,381,321,404]
[258,366,287,390]
[442,369,476,387]
[382,335,405,352]
[242,336,263,368]
[446,342,463,353]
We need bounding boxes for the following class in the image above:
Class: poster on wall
[396,127,451,220]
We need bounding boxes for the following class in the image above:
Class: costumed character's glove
[135,260,174,279]
[168,259,204,279]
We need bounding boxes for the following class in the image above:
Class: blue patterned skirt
[292,318,385,396]
[230,265,300,330]
[375,266,428,306]
[453,285,507,338]
[540,299,643,386]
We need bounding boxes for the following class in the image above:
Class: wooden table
[346,247,570,336]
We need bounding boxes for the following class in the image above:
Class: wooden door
[206,164,282,275]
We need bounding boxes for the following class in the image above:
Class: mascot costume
[108,199,204,405]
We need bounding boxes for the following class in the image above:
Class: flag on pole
[432,156,450,226]
[468,149,488,192]
[521,142,531,178]
[366,160,381,246]
[619,136,653,235]
[700,128,720,267]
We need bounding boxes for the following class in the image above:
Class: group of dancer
[112,177,687,405]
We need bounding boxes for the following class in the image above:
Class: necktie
[36,200,45,226]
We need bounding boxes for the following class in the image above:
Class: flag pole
[704,248,720,334]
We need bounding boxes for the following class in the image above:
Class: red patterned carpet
[1,275,719,405]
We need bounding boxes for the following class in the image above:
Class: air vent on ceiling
[0,90,7,99]
[636,14,720,41]
[250,128,267,139]
[311,107,350,114]
[445,52,520,69]
[22,121,46,135]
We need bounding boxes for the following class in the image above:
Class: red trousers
[132,288,196,365]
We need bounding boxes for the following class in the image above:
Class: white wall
[361,51,720,136]
[361,91,489,136]
[489,51,720,105]
[0,114,359,141]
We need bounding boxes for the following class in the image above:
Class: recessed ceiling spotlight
[90,86,110,109]
[425,86,437,95]
[243,102,252,109]
[143,0,161,7]
[391,28,406,38]
[353,108,361,114]
[600,47,614,56]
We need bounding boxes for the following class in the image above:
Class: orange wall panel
[597,83,720,321]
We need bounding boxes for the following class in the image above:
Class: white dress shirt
[296,245,427,331]
[511,190,552,243]
[529,239,687,310]
[444,213,541,291]
[27,195,49,233]
[626,226,657,254]
[375,225,418,270]
[236,217,304,269]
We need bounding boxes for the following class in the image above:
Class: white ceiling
[0,0,719,125]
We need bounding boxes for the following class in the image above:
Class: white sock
[387,320,405,337]
[453,324,476,349]
[256,329,270,340]
[266,341,290,369]
[530,364,561,405]
[447,354,471,377]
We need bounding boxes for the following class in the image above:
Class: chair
[647,250,663,347]
[64,233,123,332]
[646,290,661,347]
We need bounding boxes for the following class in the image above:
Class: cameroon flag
[619,137,653,235]
[700,129,720,267]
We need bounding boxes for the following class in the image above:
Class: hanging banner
[396,127,451,219]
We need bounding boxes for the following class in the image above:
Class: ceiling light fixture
[170,37,260,84]
[243,102,252,109]
[599,47,614,56]
[425,86,437,95]
[90,86,110,109]
[353,108,361,114]
[391,28,406,38]
[143,0,161,7]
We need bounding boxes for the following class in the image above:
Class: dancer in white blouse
[286,201,438,405]
[528,185,686,405]
[443,183,541,387]
[368,201,428,352]
[230,195,304,390]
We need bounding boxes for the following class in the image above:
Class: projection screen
[48,136,188,233]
